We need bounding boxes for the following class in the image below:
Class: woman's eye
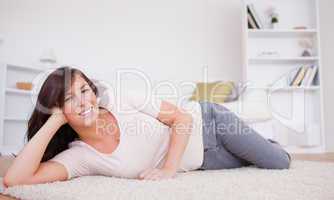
[82,89,89,93]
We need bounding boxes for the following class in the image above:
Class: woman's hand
[51,107,67,126]
[138,167,177,181]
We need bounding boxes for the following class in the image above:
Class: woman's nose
[70,95,87,112]
[80,94,91,106]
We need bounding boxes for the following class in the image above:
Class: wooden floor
[290,153,334,162]
[1,153,334,200]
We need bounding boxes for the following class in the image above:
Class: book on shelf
[248,13,258,29]
[248,4,263,29]
[306,66,318,86]
[248,21,253,29]
[290,66,306,86]
[0,148,17,157]
[247,4,263,29]
[289,65,318,87]
[301,66,313,86]
[288,67,301,85]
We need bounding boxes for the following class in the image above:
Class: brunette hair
[26,66,98,162]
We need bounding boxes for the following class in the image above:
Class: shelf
[248,29,317,38]
[270,86,319,91]
[249,86,320,91]
[249,57,319,64]
[4,117,28,122]
[7,64,44,73]
[5,88,38,96]
[0,145,22,156]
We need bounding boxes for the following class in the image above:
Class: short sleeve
[49,146,95,180]
[123,90,162,118]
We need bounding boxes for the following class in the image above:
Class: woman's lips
[79,106,93,117]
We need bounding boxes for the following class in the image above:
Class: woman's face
[62,74,99,127]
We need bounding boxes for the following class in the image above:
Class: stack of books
[289,65,318,87]
[247,4,263,29]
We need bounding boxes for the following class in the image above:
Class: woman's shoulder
[67,140,99,154]
[53,140,89,156]
[67,140,110,157]
[50,140,99,163]
[68,139,86,148]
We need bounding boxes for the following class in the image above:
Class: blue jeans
[198,101,291,170]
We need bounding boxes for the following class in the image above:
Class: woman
[3,66,291,187]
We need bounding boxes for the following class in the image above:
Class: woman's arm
[139,100,193,180]
[3,109,68,187]
[158,101,193,171]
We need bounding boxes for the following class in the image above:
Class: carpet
[1,160,334,200]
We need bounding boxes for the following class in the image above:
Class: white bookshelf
[242,0,325,153]
[248,57,319,64]
[248,29,318,38]
[249,86,320,91]
[0,63,45,155]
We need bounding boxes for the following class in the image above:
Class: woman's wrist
[48,114,66,128]
[161,162,178,173]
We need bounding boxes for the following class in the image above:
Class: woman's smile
[79,106,94,117]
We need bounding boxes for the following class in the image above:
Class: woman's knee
[201,145,252,170]
[260,152,291,169]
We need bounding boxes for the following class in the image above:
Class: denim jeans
[198,101,291,170]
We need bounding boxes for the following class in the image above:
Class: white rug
[1,160,334,200]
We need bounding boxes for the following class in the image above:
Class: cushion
[221,100,272,123]
[189,81,242,104]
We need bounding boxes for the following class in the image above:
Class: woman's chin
[80,119,94,127]
[82,111,99,126]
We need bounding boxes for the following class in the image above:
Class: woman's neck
[73,108,107,144]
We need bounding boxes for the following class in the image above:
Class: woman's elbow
[3,173,32,187]
[3,174,18,188]
[181,113,193,130]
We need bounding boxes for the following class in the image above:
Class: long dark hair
[26,66,99,162]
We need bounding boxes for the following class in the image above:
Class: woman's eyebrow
[81,84,88,89]
[80,84,90,90]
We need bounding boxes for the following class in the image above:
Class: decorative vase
[271,22,279,29]
[39,48,58,69]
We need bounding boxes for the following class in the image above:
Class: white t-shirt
[50,89,204,179]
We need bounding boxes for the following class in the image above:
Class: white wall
[0,0,243,94]
[0,0,332,150]
[319,0,334,152]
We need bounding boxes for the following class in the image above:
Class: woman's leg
[200,144,252,170]
[212,103,291,169]
[199,101,252,170]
